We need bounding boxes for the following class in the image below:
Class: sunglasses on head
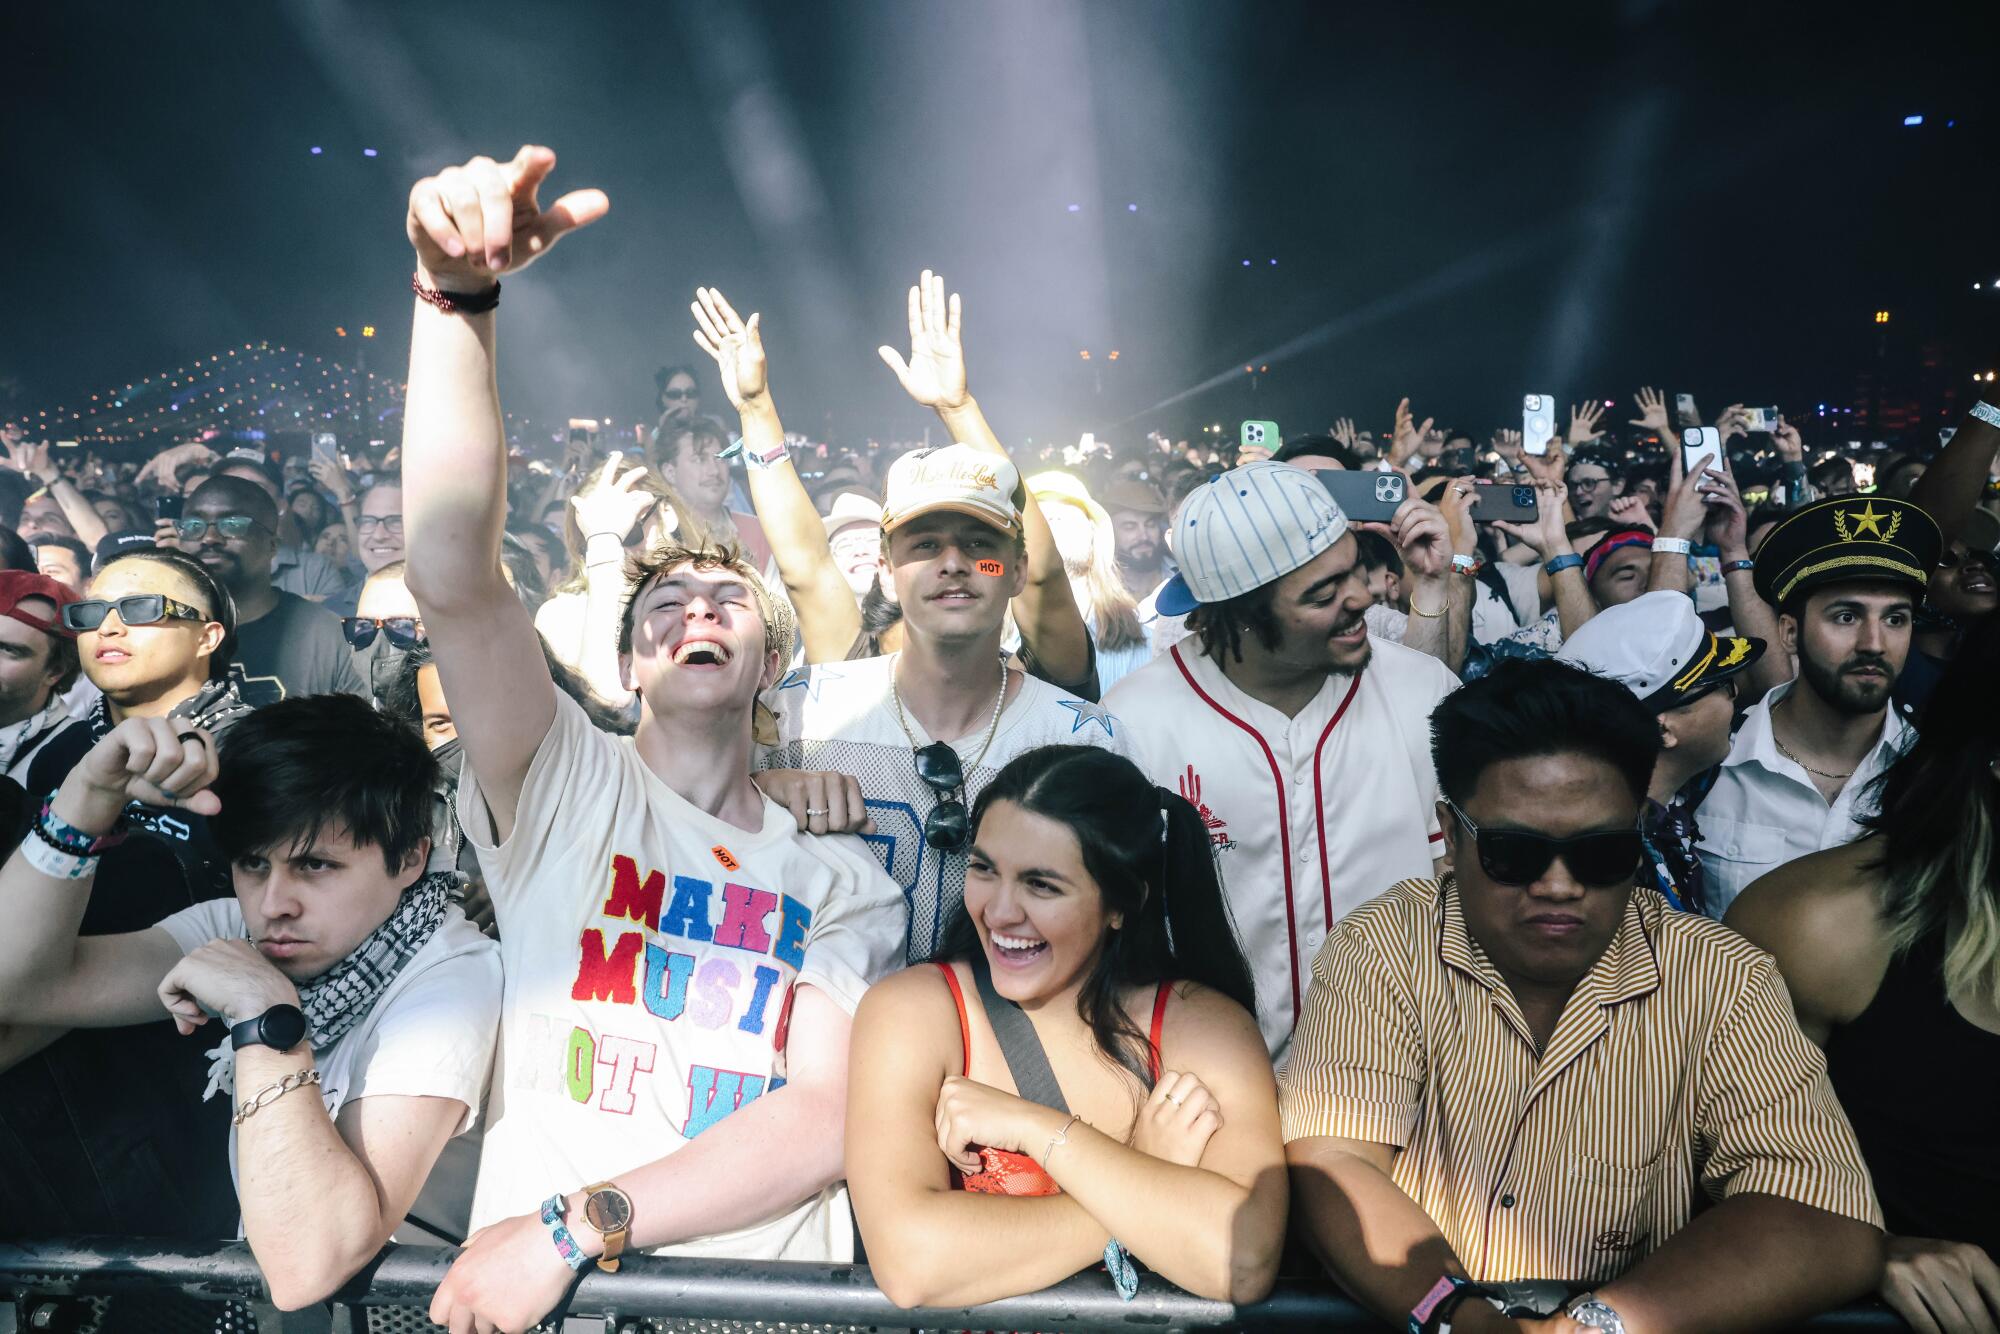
[62,594,210,632]
[341,616,426,650]
[176,515,267,542]
[912,740,970,851]
[1444,798,1642,888]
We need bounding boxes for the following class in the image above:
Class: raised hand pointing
[406,145,609,287]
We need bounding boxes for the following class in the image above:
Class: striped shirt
[1278,878,1880,1285]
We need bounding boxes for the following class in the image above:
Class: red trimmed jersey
[1105,637,1456,1057]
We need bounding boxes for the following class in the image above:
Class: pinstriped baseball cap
[1155,462,1350,617]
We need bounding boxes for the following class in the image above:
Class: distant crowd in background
[0,141,1995,1334]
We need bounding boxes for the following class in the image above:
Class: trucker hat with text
[881,444,1022,535]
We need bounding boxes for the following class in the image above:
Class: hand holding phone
[1681,426,1723,483]
[1320,469,1408,522]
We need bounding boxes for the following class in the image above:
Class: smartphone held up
[1522,395,1554,456]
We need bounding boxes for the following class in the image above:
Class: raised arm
[1494,481,1594,639]
[1701,460,1791,698]
[692,286,860,662]
[0,717,213,1031]
[1908,402,2000,551]
[879,270,1094,692]
[5,436,108,549]
[548,452,655,703]
[400,145,606,841]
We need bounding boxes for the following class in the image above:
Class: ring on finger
[176,732,204,746]
[804,807,829,817]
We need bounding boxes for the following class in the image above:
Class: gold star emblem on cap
[1834,501,1895,542]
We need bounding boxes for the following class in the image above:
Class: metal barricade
[0,1238,1908,1332]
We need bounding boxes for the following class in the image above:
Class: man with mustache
[1694,495,1941,918]
[1104,461,1459,1056]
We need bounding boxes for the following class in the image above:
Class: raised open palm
[878,268,969,411]
[690,286,768,410]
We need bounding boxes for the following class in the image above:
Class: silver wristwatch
[1567,1294,1627,1333]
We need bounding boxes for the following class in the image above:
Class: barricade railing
[0,1238,1908,1332]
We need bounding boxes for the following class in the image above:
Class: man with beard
[1102,477,1171,601]
[1695,495,1941,917]
[175,476,365,705]
[1104,462,1459,1056]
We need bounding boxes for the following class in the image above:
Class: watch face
[585,1188,631,1233]
[260,1004,308,1052]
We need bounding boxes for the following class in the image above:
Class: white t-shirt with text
[460,691,906,1261]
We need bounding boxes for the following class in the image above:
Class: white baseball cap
[1155,461,1350,617]
[821,491,884,539]
[881,444,1021,535]
[1556,590,1765,711]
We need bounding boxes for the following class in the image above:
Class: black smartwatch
[231,1003,308,1053]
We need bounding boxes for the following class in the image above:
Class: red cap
[0,570,80,640]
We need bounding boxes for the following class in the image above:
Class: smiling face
[964,799,1118,1006]
[356,485,405,572]
[1929,543,1998,621]
[828,523,882,596]
[1566,464,1614,519]
[883,512,1025,646]
[620,563,781,723]
[233,825,425,981]
[1256,530,1374,675]
[1445,752,1637,994]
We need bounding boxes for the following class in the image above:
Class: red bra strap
[934,962,971,1078]
[1148,982,1173,1083]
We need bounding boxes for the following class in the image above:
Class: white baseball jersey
[1105,637,1457,1057]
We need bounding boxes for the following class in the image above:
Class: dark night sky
[4,1,1996,453]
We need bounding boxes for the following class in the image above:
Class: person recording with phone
[1282,659,1882,1334]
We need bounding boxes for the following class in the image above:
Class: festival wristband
[1450,553,1483,575]
[540,1193,591,1272]
[19,833,98,881]
[1722,558,1755,574]
[718,435,791,469]
[1543,553,1584,576]
[1650,536,1693,556]
[1970,401,2000,430]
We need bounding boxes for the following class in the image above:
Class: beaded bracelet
[36,794,127,856]
[411,273,501,315]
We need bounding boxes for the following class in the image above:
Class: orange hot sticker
[976,559,1005,576]
[711,845,740,871]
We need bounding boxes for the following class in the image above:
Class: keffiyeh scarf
[0,696,72,774]
[202,870,459,1100]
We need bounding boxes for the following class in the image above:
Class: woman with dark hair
[1728,615,2000,1332]
[847,744,1286,1309]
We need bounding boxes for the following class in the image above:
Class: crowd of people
[0,141,1994,1334]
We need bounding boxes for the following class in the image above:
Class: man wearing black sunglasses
[1281,659,1882,1334]
[174,476,365,707]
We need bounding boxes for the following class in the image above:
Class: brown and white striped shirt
[1278,878,1880,1285]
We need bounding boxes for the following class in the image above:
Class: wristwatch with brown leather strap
[580,1181,633,1272]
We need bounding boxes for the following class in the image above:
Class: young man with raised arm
[398,145,906,1334]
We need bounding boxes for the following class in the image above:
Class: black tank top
[1825,930,2000,1257]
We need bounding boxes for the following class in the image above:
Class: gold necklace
[890,652,1009,774]
[1771,697,1854,781]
